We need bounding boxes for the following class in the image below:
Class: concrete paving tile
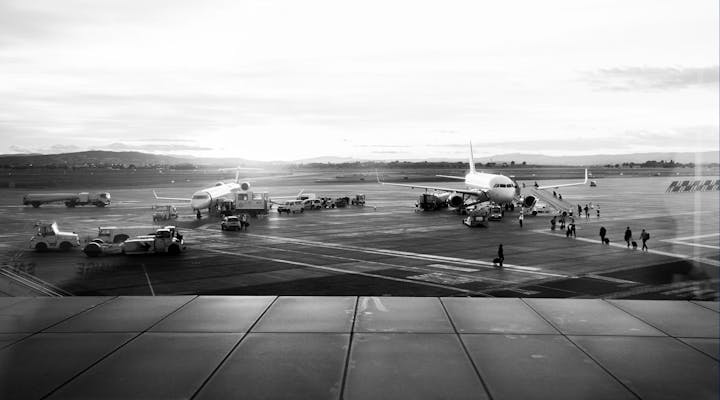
[150,296,275,332]
[49,332,241,400]
[692,300,720,312]
[252,296,355,332]
[195,333,348,400]
[678,337,720,360]
[0,297,110,333]
[345,333,488,400]
[442,298,558,334]
[524,299,664,336]
[355,297,453,333]
[0,332,134,400]
[0,297,29,311]
[609,300,720,338]
[571,336,719,400]
[47,296,194,332]
[461,334,635,400]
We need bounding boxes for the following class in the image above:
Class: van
[277,200,304,214]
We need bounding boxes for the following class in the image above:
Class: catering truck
[22,192,111,208]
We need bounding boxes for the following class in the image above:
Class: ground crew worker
[240,213,249,231]
[599,226,607,244]
[518,212,524,228]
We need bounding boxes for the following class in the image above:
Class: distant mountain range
[0,150,717,167]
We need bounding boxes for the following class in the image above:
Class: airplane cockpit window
[193,194,209,200]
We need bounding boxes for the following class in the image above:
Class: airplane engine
[447,193,464,208]
[522,195,537,208]
[240,182,251,191]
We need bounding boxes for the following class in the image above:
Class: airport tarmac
[0,175,718,298]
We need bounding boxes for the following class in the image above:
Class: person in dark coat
[624,227,632,248]
[495,244,504,267]
[599,226,607,244]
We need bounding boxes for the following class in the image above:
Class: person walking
[584,204,589,219]
[518,212,524,228]
[550,216,557,231]
[571,223,576,238]
[624,227,632,248]
[495,244,504,267]
[596,205,600,218]
[578,204,582,215]
[641,229,650,251]
[599,226,607,244]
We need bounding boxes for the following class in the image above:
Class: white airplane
[378,142,587,211]
[153,170,254,214]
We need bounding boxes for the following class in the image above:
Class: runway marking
[586,274,638,285]
[667,233,720,241]
[202,230,569,278]
[426,264,478,273]
[661,233,720,250]
[204,247,482,295]
[142,264,155,296]
[531,229,720,267]
[200,235,514,285]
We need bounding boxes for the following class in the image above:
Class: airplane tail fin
[468,141,477,174]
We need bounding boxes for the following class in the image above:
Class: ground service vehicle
[221,216,242,231]
[152,205,178,221]
[29,222,80,252]
[416,193,449,211]
[333,197,349,208]
[23,192,111,208]
[277,200,304,214]
[121,226,185,255]
[488,205,504,221]
[463,207,489,227]
[83,226,159,256]
[302,199,322,209]
[351,194,366,206]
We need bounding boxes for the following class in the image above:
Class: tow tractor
[121,226,185,255]
[29,222,80,252]
[84,226,184,256]
[351,194,366,206]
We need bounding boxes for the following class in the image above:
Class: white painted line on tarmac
[586,274,638,285]
[667,233,720,241]
[204,247,480,295]
[531,229,720,267]
[661,241,720,250]
[142,264,155,296]
[216,231,569,278]
[426,264,478,273]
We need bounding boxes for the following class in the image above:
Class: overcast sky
[0,0,717,161]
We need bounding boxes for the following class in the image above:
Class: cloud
[586,66,719,91]
[104,142,213,152]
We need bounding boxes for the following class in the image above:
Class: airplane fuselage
[464,172,517,205]
[190,182,241,210]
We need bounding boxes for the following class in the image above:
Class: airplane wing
[153,190,191,203]
[436,175,466,180]
[377,173,488,197]
[537,169,588,189]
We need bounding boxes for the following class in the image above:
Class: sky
[0,0,717,161]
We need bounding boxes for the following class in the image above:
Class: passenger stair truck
[29,222,80,252]
[23,192,111,208]
[524,188,574,216]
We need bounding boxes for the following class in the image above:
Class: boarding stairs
[526,188,574,214]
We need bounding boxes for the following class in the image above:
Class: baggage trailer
[22,192,111,208]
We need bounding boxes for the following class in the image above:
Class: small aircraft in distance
[377,142,587,212]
